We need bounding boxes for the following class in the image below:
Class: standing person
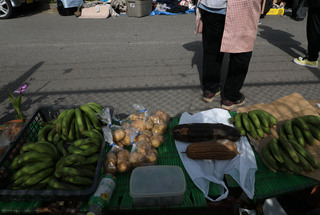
[198,0,261,110]
[293,0,320,68]
[291,0,308,21]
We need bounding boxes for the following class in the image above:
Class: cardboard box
[237,93,320,181]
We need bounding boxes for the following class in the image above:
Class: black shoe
[221,95,246,110]
[202,90,221,103]
[291,16,304,21]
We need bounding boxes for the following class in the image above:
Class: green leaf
[16,95,22,109]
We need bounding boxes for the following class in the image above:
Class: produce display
[172,123,241,142]
[173,123,241,160]
[261,115,320,173]
[103,107,170,175]
[9,102,104,190]
[185,139,239,160]
[232,110,278,139]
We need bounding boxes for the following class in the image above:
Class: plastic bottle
[86,173,116,215]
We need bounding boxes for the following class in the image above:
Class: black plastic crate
[0,105,106,201]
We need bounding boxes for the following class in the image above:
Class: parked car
[0,0,34,19]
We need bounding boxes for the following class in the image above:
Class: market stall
[0,93,320,214]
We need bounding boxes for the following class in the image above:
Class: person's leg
[292,0,307,20]
[221,51,252,107]
[306,7,320,61]
[201,11,225,102]
[293,7,320,68]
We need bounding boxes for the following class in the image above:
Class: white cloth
[175,108,257,202]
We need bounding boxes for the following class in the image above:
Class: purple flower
[14,84,28,94]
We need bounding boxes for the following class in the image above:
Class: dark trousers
[292,0,308,19]
[307,7,320,61]
[202,11,252,101]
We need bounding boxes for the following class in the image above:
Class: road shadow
[183,40,229,92]
[10,1,53,19]
[0,62,48,123]
[258,25,320,79]
[182,40,203,87]
[258,25,306,58]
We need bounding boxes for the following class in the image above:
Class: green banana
[17,151,53,164]
[38,124,55,141]
[248,111,262,129]
[67,117,76,142]
[80,105,100,128]
[262,111,277,126]
[55,166,95,178]
[81,146,100,157]
[83,153,99,165]
[268,138,283,163]
[56,154,86,169]
[299,115,320,126]
[251,110,270,128]
[235,113,246,135]
[20,168,54,188]
[53,132,61,144]
[37,140,60,161]
[62,108,75,137]
[293,117,310,132]
[20,141,58,160]
[61,175,93,186]
[12,161,54,181]
[82,130,102,146]
[284,119,294,135]
[289,139,319,169]
[307,123,320,141]
[86,102,103,113]
[278,136,299,163]
[83,113,93,131]
[261,125,271,134]
[261,144,278,172]
[47,127,57,143]
[56,109,68,134]
[296,151,314,172]
[301,128,315,146]
[67,146,84,155]
[292,125,305,146]
[241,112,251,132]
[281,150,302,174]
[75,108,86,133]
[57,140,68,157]
[248,119,258,139]
[48,176,81,190]
[74,118,82,139]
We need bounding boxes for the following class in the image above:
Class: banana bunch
[279,115,320,147]
[49,129,103,190]
[233,109,278,139]
[9,140,60,189]
[37,102,103,143]
[261,135,320,174]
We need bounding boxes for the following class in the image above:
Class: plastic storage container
[130,165,186,207]
[126,0,152,18]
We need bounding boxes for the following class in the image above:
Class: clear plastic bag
[129,140,158,167]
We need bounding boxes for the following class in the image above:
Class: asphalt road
[1,3,320,123]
